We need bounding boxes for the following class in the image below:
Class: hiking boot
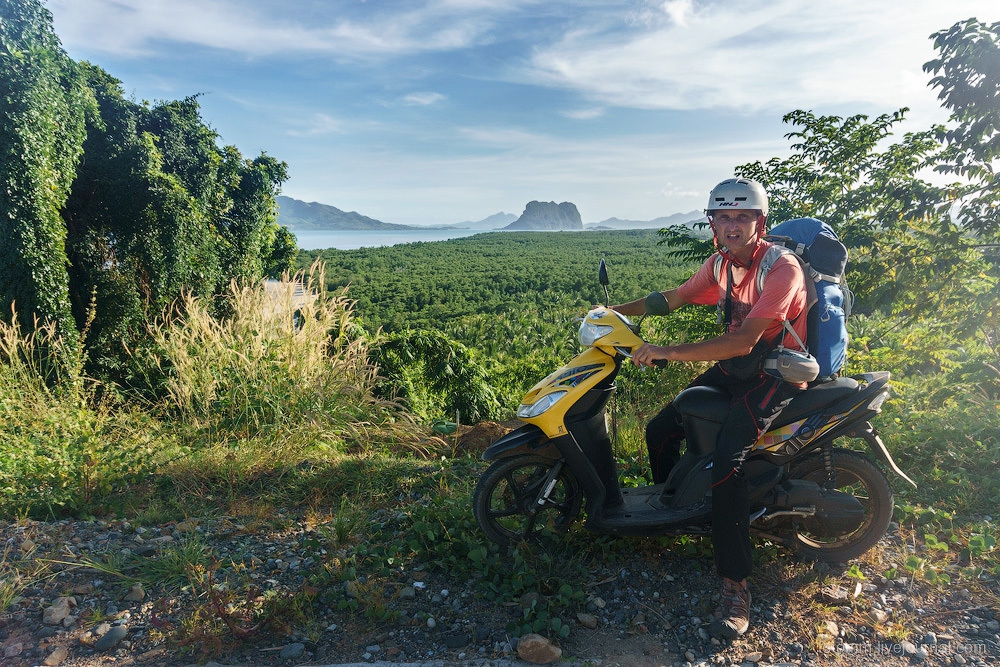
[710,578,751,639]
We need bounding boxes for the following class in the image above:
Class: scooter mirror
[644,291,670,316]
[598,258,609,286]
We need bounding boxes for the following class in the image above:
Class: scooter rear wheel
[786,448,893,562]
[473,455,582,548]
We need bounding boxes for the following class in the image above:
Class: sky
[47,0,999,226]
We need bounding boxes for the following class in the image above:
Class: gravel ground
[1,513,998,667]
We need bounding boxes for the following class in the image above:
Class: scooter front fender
[481,424,561,461]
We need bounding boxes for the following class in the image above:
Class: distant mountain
[277,194,703,233]
[586,210,704,230]
[276,196,416,230]
[503,201,583,231]
[447,212,518,230]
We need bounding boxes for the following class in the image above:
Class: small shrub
[0,317,167,516]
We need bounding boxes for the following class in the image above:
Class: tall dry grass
[148,262,424,498]
[0,262,430,517]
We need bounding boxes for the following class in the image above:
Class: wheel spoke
[473,455,582,547]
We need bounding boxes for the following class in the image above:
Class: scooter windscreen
[578,308,637,347]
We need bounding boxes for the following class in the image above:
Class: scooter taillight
[866,390,888,413]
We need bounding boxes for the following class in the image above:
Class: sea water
[290,227,488,250]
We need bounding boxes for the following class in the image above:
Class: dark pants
[646,364,803,581]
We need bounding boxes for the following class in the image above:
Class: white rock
[43,645,69,666]
[517,633,562,664]
[124,583,145,602]
[42,597,75,625]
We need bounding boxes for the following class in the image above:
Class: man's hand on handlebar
[632,343,669,368]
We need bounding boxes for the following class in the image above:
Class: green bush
[0,318,165,516]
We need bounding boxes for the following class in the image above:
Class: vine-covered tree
[1,2,295,387]
[60,65,294,384]
[0,0,91,341]
[218,151,291,285]
[61,65,212,381]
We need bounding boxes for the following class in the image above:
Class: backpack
[713,217,852,381]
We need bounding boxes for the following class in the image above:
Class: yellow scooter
[473,260,915,562]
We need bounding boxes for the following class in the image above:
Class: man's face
[710,210,762,250]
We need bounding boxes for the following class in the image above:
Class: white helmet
[706,178,768,218]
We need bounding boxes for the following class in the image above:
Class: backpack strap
[754,245,791,293]
[758,245,816,353]
[808,267,843,284]
[780,317,809,353]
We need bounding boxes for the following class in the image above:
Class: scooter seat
[673,377,861,427]
[672,386,729,423]
[775,377,859,425]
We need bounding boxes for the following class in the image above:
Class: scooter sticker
[547,363,605,388]
[756,412,829,453]
[757,421,805,450]
[756,401,860,455]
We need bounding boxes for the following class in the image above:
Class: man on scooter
[608,177,809,640]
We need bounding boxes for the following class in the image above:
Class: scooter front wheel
[473,455,582,548]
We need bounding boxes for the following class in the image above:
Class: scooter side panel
[519,347,617,438]
[567,410,624,509]
[755,384,887,459]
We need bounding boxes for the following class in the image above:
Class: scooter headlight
[579,321,614,346]
[517,391,568,418]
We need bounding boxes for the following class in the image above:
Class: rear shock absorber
[821,443,837,490]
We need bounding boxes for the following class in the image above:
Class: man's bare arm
[610,288,688,317]
[631,317,772,367]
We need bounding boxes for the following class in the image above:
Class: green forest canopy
[299,229,696,331]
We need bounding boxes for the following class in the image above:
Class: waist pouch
[763,347,820,384]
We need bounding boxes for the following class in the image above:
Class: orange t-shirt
[677,246,808,350]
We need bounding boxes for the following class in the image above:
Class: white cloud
[661,183,703,199]
[285,113,344,138]
[561,107,606,120]
[662,0,695,27]
[402,92,446,106]
[49,0,532,59]
[528,0,1000,120]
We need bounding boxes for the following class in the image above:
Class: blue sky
[48,1,998,226]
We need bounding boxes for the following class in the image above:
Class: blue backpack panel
[765,217,851,380]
